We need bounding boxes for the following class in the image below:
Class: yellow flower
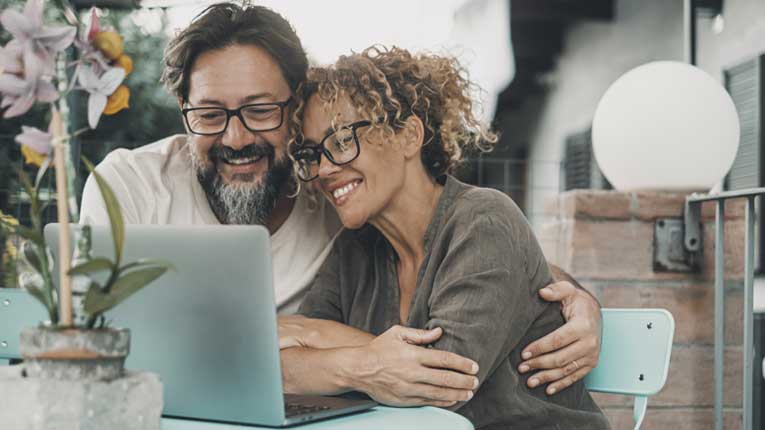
[103,85,130,115]
[4,239,18,260]
[0,210,19,227]
[21,144,47,168]
[92,31,124,60]
[114,54,133,76]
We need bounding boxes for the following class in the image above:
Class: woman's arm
[281,325,479,407]
[422,210,552,407]
[282,240,479,406]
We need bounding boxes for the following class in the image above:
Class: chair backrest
[0,287,46,360]
[585,308,675,430]
[585,308,674,395]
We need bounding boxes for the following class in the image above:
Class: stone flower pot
[2,326,162,430]
[19,326,130,381]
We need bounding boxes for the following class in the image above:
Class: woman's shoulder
[445,177,526,227]
[333,224,384,255]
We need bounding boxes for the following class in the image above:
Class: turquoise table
[3,289,472,430]
[163,406,473,430]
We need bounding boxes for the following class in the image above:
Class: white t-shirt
[79,135,342,314]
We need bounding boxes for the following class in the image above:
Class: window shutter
[725,56,763,190]
[563,128,611,191]
[724,55,765,273]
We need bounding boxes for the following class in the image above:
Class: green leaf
[83,265,169,316]
[20,241,44,274]
[23,283,51,314]
[17,272,56,322]
[15,226,44,246]
[81,157,124,266]
[68,257,115,275]
[15,167,36,201]
[14,168,43,232]
[118,259,175,275]
[34,157,51,190]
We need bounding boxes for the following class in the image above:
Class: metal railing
[685,188,765,430]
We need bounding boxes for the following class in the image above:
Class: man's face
[185,44,293,225]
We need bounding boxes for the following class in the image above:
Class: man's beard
[192,142,292,225]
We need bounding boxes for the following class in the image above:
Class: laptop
[44,224,376,427]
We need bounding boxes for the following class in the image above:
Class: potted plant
[2,163,172,381]
[0,0,170,379]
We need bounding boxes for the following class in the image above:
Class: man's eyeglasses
[182,97,292,136]
[291,120,373,181]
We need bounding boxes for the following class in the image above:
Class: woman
[284,46,609,429]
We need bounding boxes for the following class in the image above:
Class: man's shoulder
[81,134,194,225]
[98,134,189,173]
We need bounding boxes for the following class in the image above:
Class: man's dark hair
[160,2,308,102]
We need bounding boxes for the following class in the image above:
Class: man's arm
[278,315,373,349]
[517,263,602,395]
[281,325,479,407]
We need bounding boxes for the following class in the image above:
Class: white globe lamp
[592,61,740,191]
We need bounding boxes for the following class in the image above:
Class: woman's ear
[401,115,425,160]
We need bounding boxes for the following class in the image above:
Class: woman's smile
[324,178,363,206]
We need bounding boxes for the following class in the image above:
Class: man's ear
[401,115,425,160]
[178,97,192,134]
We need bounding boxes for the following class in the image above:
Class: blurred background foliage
[0,0,183,286]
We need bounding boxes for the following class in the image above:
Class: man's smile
[208,142,276,181]
[218,154,270,179]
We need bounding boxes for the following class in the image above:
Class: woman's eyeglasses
[291,120,372,181]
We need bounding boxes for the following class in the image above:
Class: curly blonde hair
[290,45,498,178]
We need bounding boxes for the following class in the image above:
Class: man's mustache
[208,143,275,162]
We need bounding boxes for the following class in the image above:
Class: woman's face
[302,94,408,229]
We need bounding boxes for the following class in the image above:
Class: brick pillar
[540,190,746,430]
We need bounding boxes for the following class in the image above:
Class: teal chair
[0,288,45,364]
[585,308,675,430]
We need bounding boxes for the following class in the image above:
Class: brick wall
[540,190,746,430]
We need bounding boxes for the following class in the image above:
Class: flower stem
[56,50,80,224]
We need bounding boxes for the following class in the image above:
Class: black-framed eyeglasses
[291,119,373,181]
[181,97,292,136]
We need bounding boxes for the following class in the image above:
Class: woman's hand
[518,281,602,395]
[350,325,480,407]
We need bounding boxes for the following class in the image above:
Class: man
[80,2,601,403]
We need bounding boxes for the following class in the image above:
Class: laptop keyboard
[285,402,333,417]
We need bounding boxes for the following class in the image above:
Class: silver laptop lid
[44,224,286,425]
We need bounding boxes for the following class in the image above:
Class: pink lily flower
[78,65,125,128]
[0,50,57,118]
[0,41,23,74]
[73,38,111,76]
[86,8,101,42]
[15,125,52,155]
[0,0,76,66]
[70,9,109,80]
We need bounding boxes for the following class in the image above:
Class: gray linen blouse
[298,175,610,430]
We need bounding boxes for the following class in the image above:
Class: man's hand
[350,325,479,407]
[518,281,602,395]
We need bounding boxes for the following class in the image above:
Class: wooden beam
[512,0,614,22]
